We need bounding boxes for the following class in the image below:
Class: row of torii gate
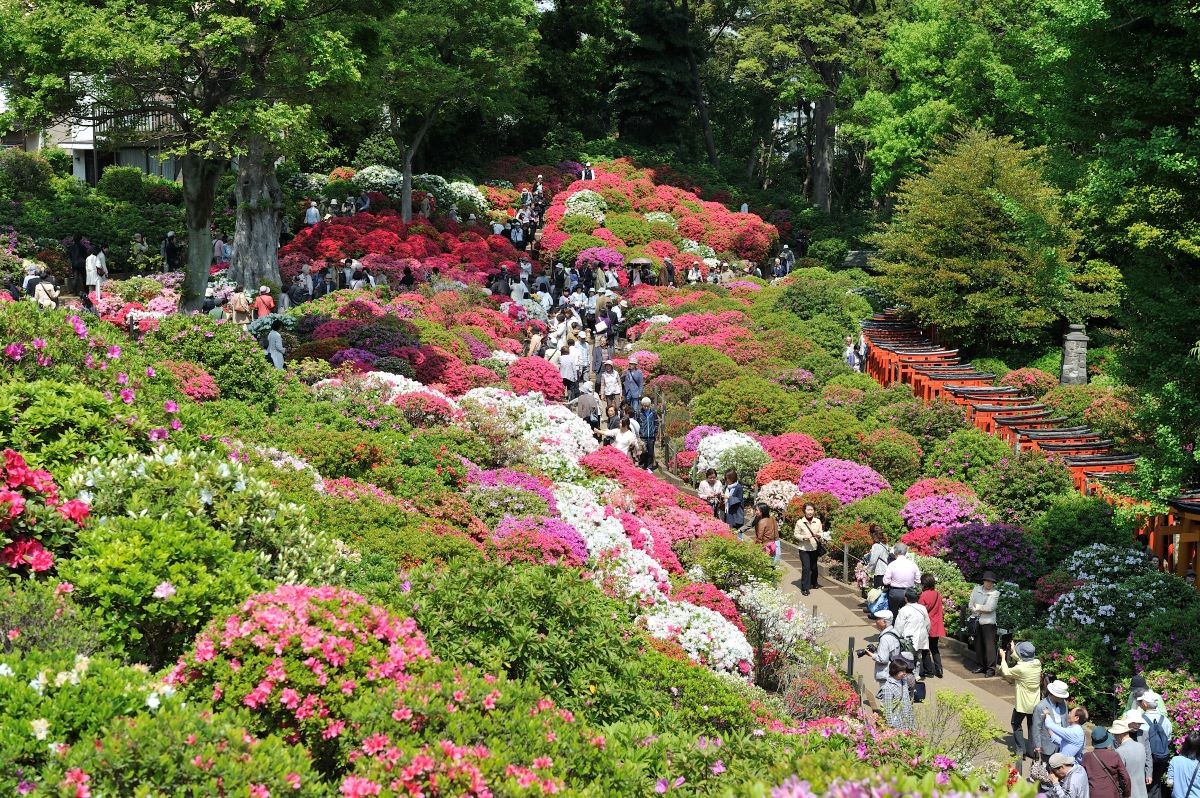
[861,311,1200,588]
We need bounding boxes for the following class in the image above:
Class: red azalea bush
[391,391,459,427]
[673,450,698,474]
[168,585,434,768]
[1034,571,1084,607]
[903,478,975,500]
[507,356,565,400]
[755,461,803,487]
[673,581,745,631]
[898,527,948,556]
[1,449,89,576]
[762,433,826,468]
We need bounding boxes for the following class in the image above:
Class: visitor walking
[266,319,285,370]
[305,201,320,226]
[1140,691,1174,798]
[636,397,658,471]
[794,502,823,595]
[969,571,1000,676]
[1113,717,1151,798]
[867,526,890,589]
[843,335,862,371]
[84,244,107,296]
[67,233,88,294]
[1033,681,1073,765]
[622,357,644,410]
[894,588,931,678]
[1000,640,1043,760]
[918,574,945,678]
[882,542,920,617]
[753,504,780,563]
[253,285,275,318]
[1083,727,1132,798]
[558,344,578,400]
[600,418,639,459]
[862,609,908,687]
[229,285,252,329]
[599,361,621,410]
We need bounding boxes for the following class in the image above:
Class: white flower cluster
[448,180,490,213]
[645,314,674,327]
[487,350,519,364]
[461,388,598,478]
[694,431,766,476]
[732,580,827,657]
[554,483,629,556]
[353,165,404,195]
[642,600,754,674]
[245,443,325,494]
[757,480,800,514]
[680,238,717,259]
[643,211,677,228]
[1049,579,1152,644]
[565,189,608,224]
[1063,543,1155,583]
[313,371,459,411]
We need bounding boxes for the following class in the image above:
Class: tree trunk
[179,153,223,312]
[686,46,720,169]
[401,149,415,223]
[811,90,836,214]
[393,105,437,224]
[229,135,283,294]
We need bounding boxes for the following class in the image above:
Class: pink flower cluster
[1,449,89,575]
[904,478,975,500]
[900,494,987,530]
[507,357,565,401]
[762,433,826,468]
[468,467,557,513]
[796,459,890,504]
[672,581,745,631]
[493,515,588,567]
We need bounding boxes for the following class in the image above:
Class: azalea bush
[797,458,890,504]
[1028,494,1127,569]
[975,451,1074,526]
[1,448,87,577]
[904,478,975,500]
[901,494,987,531]
[762,432,826,468]
[691,377,799,435]
[923,428,1013,483]
[941,523,1039,585]
[861,427,924,487]
[791,409,865,460]
[876,397,968,449]
[1004,367,1058,397]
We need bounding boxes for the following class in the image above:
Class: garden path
[777,542,1019,767]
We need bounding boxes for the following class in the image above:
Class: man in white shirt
[304,201,320,226]
[882,542,921,616]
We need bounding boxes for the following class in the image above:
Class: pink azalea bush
[762,433,826,468]
[903,478,975,500]
[168,585,434,764]
[796,459,890,504]
[493,515,588,567]
[900,495,987,530]
[1,449,89,576]
[507,356,565,401]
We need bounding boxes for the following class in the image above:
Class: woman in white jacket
[84,245,107,296]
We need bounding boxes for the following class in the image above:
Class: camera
[855,648,869,657]
[999,630,1014,651]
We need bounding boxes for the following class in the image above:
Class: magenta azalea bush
[493,514,588,566]
[941,523,1038,585]
[797,459,890,504]
[574,246,624,269]
[900,495,987,530]
[685,425,724,452]
[763,433,826,468]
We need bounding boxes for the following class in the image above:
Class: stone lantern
[1060,324,1089,385]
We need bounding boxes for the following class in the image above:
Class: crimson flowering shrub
[756,461,803,487]
[762,433,826,468]
[941,523,1039,585]
[1,449,88,576]
[390,392,459,427]
[904,478,975,500]
[900,495,987,530]
[507,357,565,401]
[1033,571,1083,607]
[168,585,435,771]
[1003,367,1058,397]
[797,458,890,504]
[898,527,948,557]
[644,505,731,549]
[672,581,745,631]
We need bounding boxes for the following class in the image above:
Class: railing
[90,104,179,143]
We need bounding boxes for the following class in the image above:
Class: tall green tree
[371,0,536,222]
[872,128,1120,351]
[0,0,382,307]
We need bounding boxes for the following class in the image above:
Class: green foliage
[970,357,1011,379]
[0,148,54,202]
[922,427,1011,482]
[0,580,106,657]
[559,213,600,234]
[995,580,1038,634]
[773,267,872,331]
[1023,627,1114,716]
[279,427,388,480]
[862,427,924,487]
[464,483,551,528]
[143,315,282,406]
[873,129,1120,350]
[912,555,971,618]
[653,344,742,391]
[0,379,149,479]
[1041,384,1111,425]
[692,535,779,592]
[974,451,1074,526]
[409,559,649,724]
[792,409,865,460]
[96,166,149,203]
[557,233,606,266]
[60,516,265,667]
[44,705,327,796]
[0,651,163,793]
[606,212,653,245]
[1028,494,1126,570]
[916,690,1006,765]
[66,448,342,585]
[690,377,799,435]
[1129,605,1200,677]
[809,237,850,269]
[875,397,968,451]
[831,490,906,543]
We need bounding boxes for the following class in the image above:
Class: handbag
[595,319,608,334]
[815,539,827,558]
[966,616,979,642]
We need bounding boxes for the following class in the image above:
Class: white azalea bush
[694,431,769,479]
[757,480,800,514]
[644,211,677,227]
[732,579,827,669]
[1049,570,1197,645]
[448,180,490,215]
[565,189,608,224]
[352,165,404,195]
[641,600,754,675]
[1062,543,1156,583]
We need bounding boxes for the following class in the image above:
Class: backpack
[881,629,918,661]
[1147,716,1171,762]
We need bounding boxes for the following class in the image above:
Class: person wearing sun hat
[1113,718,1152,798]
[1000,639,1043,760]
[1033,680,1073,764]
[1083,726,1133,798]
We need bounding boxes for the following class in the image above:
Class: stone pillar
[1060,324,1089,385]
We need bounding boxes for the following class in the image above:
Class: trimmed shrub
[876,397,968,449]
[942,523,1039,585]
[1028,495,1126,570]
[975,451,1074,526]
[791,409,865,460]
[861,427,924,487]
[691,377,799,436]
[922,427,1011,482]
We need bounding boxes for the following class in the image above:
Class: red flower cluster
[1,449,88,576]
[507,357,565,401]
